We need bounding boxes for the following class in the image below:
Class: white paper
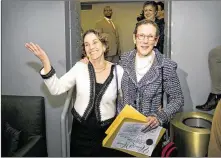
[111,122,162,156]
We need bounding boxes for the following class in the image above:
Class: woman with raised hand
[81,20,184,135]
[80,20,184,156]
[25,29,129,157]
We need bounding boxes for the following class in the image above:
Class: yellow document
[103,105,166,157]
[105,104,146,135]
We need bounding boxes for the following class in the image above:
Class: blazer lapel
[138,58,160,88]
[138,50,164,88]
[103,18,117,34]
[124,50,137,85]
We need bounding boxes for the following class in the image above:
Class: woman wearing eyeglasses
[81,19,184,134]
[118,19,184,133]
[80,20,183,156]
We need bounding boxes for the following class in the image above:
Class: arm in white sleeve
[40,62,82,95]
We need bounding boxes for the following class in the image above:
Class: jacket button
[134,100,136,104]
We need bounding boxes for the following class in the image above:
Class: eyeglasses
[136,34,156,41]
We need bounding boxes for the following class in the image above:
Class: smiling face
[143,4,157,21]
[133,24,159,57]
[84,32,106,61]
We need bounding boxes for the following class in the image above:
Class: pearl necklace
[135,52,154,76]
[136,58,152,70]
[136,53,153,68]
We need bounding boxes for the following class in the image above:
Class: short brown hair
[81,29,109,58]
[143,1,158,12]
[133,19,160,37]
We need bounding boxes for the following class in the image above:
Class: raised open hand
[25,42,48,62]
[25,42,51,73]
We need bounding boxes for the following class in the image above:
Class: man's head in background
[156,2,164,20]
[103,6,113,19]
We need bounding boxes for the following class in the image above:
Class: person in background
[25,29,129,157]
[137,1,164,54]
[196,45,221,111]
[208,100,221,157]
[156,1,164,23]
[95,6,121,63]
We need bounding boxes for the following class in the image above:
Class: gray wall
[1,0,67,156]
[171,1,221,114]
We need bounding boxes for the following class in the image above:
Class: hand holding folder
[103,105,166,157]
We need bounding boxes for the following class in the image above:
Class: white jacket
[40,62,123,125]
